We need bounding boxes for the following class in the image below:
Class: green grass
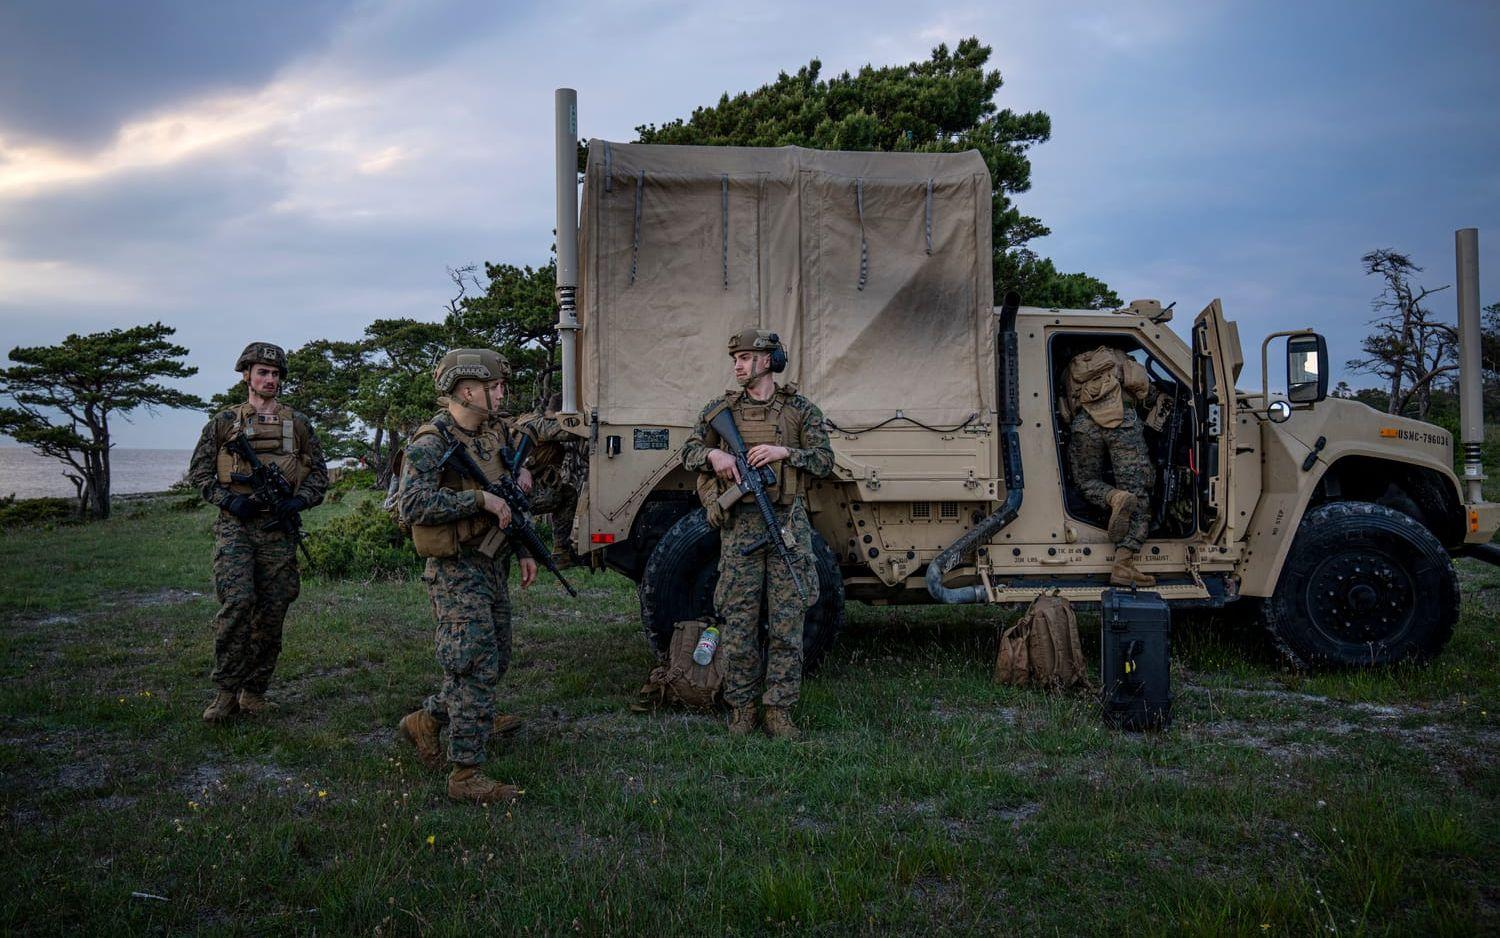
[2,499,1496,935]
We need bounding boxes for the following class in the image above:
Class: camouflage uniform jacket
[680,383,835,483]
[188,405,328,512]
[397,418,531,559]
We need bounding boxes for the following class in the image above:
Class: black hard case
[1099,588,1172,731]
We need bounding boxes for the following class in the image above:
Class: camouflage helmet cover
[726,328,781,356]
[235,341,288,374]
[434,348,510,394]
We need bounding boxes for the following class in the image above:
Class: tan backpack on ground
[995,593,1091,691]
[633,620,725,711]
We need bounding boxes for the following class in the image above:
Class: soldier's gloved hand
[280,496,307,515]
[225,495,258,519]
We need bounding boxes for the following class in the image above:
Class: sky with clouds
[1,0,1497,447]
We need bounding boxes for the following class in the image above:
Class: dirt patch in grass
[180,760,300,804]
[126,588,206,607]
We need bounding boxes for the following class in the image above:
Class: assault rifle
[1154,385,1188,529]
[432,421,578,597]
[226,434,312,561]
[708,407,808,604]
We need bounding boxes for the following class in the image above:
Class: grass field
[2,495,1496,935]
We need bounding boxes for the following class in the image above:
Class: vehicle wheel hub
[1305,549,1413,643]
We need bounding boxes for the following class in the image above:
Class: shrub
[304,496,419,580]
[326,468,378,504]
[0,496,80,530]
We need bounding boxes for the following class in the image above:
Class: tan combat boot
[237,690,276,715]
[492,712,525,735]
[202,691,239,723]
[762,706,801,741]
[447,765,521,805]
[727,705,758,736]
[396,710,445,770]
[1109,547,1157,588]
[1106,490,1138,543]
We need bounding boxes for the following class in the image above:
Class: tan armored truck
[545,90,1499,670]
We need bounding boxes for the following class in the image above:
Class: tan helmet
[727,327,786,372]
[235,341,287,375]
[434,348,510,394]
[727,327,780,355]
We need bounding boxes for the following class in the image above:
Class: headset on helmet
[726,328,787,373]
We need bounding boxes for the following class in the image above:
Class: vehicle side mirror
[1286,333,1328,404]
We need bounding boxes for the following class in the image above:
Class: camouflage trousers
[210,514,300,693]
[714,498,819,708]
[420,552,512,767]
[1069,409,1154,551]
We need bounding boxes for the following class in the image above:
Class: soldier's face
[732,351,768,384]
[460,377,505,410]
[246,364,281,397]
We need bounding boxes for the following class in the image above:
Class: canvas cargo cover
[579,140,995,428]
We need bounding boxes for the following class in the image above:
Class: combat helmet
[235,341,288,375]
[726,327,787,372]
[434,348,510,394]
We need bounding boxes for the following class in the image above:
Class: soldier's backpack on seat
[1099,588,1172,730]
[633,619,725,711]
[994,593,1090,690]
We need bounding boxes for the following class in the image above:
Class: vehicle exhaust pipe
[927,291,1025,604]
[555,88,581,415]
[1465,542,1500,567]
[1455,228,1486,505]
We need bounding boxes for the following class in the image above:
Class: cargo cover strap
[630,170,645,285]
[924,177,934,255]
[855,177,868,291]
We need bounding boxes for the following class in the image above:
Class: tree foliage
[200,262,564,488]
[1482,302,1500,414]
[1347,249,1456,420]
[635,37,1117,308]
[0,323,205,518]
[449,260,560,409]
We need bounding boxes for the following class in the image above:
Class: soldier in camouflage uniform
[681,329,833,740]
[393,348,540,805]
[516,393,584,567]
[1062,345,1162,587]
[189,342,328,722]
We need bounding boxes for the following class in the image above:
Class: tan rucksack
[995,593,1091,691]
[633,620,725,711]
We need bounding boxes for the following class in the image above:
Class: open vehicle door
[1192,299,1243,542]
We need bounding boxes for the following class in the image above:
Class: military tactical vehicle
[545,89,1499,669]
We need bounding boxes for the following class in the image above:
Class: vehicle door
[1192,299,1243,543]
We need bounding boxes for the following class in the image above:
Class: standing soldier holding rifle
[189,342,328,723]
[394,348,542,805]
[681,329,833,740]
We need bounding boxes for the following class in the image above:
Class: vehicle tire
[1261,501,1458,668]
[637,508,846,671]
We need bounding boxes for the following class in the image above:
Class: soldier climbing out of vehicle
[1061,344,1174,587]
[681,329,834,740]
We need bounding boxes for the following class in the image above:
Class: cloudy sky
[2,0,1497,447]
